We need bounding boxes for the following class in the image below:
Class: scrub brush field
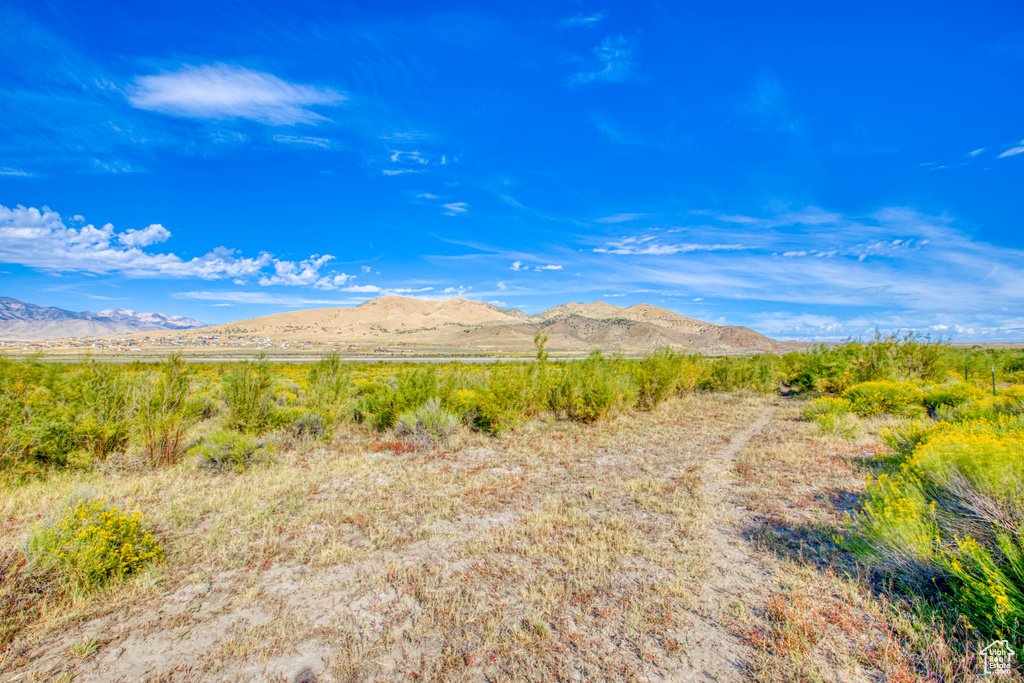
[2,338,1023,681]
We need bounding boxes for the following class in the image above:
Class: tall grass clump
[27,495,163,590]
[222,355,277,434]
[801,396,852,420]
[394,397,459,446]
[135,355,202,466]
[196,431,264,472]
[813,413,860,440]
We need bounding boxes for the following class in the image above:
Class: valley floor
[1,394,975,682]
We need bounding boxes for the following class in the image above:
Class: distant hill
[0,297,207,340]
[189,296,784,354]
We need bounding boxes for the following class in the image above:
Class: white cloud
[360,265,372,273]
[968,148,985,156]
[562,11,608,27]
[595,213,646,223]
[571,35,634,85]
[510,260,525,271]
[998,142,1024,158]
[257,255,335,287]
[496,281,507,290]
[0,168,32,177]
[443,202,469,215]
[128,63,345,125]
[273,134,333,148]
[594,236,748,255]
[118,223,171,248]
[0,203,350,287]
[416,193,439,199]
[383,169,422,176]
[534,264,563,271]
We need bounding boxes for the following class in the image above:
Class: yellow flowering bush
[938,534,1024,637]
[27,497,163,589]
[842,380,924,417]
[922,382,982,410]
[850,410,1024,639]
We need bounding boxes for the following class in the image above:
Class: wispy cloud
[0,167,32,177]
[595,213,646,223]
[128,64,346,125]
[594,237,748,255]
[571,35,635,85]
[273,134,334,149]
[998,141,1024,158]
[562,11,608,28]
[443,202,469,215]
[590,206,1024,319]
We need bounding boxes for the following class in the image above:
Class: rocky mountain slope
[0,298,207,340]
[190,296,782,354]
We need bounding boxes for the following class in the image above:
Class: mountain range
[0,297,207,340]
[186,296,786,354]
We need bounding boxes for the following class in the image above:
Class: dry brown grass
[0,392,985,682]
[736,400,982,682]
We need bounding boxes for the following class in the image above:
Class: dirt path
[670,404,778,682]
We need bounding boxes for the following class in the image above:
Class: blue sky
[1,0,1022,340]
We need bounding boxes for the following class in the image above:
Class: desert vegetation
[1,337,1023,680]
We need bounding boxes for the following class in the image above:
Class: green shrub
[222,357,277,434]
[476,364,537,433]
[703,354,783,394]
[812,413,860,440]
[353,366,442,430]
[62,362,137,463]
[196,431,264,472]
[289,412,329,441]
[922,382,982,411]
[306,352,351,418]
[547,353,633,423]
[842,380,924,417]
[394,397,458,445]
[802,396,852,420]
[633,347,682,410]
[27,496,163,590]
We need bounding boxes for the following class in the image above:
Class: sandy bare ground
[3,394,919,682]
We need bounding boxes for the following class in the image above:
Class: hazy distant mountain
[189,295,785,354]
[0,298,207,340]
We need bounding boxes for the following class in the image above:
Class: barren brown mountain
[188,296,783,354]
